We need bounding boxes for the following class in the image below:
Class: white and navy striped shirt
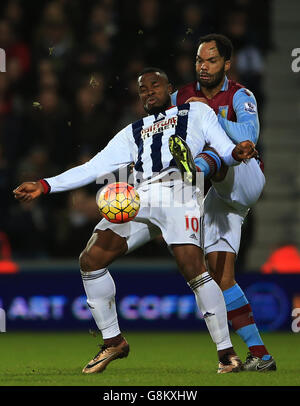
[45,102,238,193]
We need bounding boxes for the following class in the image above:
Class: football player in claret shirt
[13,67,257,375]
[171,33,276,371]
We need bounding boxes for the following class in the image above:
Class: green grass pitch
[0,331,299,386]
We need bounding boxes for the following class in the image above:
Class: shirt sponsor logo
[156,112,166,120]
[244,101,256,114]
[141,116,178,140]
[178,109,189,116]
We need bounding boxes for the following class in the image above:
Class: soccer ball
[97,182,140,223]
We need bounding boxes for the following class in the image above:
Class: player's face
[195,41,230,89]
[138,72,172,115]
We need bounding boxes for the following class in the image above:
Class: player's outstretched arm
[14,127,134,196]
[13,181,45,202]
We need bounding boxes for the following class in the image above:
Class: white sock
[188,272,232,351]
[81,268,120,339]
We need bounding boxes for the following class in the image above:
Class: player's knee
[219,276,237,291]
[79,248,104,273]
[209,267,222,286]
[178,260,206,282]
[211,268,236,291]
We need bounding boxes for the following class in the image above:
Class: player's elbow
[249,122,259,145]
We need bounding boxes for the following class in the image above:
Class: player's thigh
[149,182,205,281]
[235,159,265,207]
[206,251,236,291]
[96,204,161,254]
[212,160,265,209]
[80,229,128,272]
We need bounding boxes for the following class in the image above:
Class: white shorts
[204,187,245,255]
[95,179,204,253]
[204,159,265,255]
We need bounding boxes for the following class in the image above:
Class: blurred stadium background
[0,0,300,334]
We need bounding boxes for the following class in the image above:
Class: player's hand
[13,181,44,202]
[185,97,208,104]
[232,140,258,162]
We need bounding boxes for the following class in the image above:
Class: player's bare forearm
[13,181,44,202]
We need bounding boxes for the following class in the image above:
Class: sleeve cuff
[220,150,240,167]
[39,179,51,194]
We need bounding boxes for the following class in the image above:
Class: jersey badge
[244,102,257,114]
[218,106,228,119]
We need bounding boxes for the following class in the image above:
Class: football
[97,182,140,223]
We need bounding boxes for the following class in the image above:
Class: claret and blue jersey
[171,76,260,146]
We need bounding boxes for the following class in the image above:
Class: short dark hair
[137,67,169,82]
[198,34,233,61]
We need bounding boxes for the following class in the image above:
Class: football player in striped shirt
[13,68,257,374]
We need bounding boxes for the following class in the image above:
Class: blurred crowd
[0,0,272,264]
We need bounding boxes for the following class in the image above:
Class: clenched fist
[13,181,45,202]
[232,140,258,162]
